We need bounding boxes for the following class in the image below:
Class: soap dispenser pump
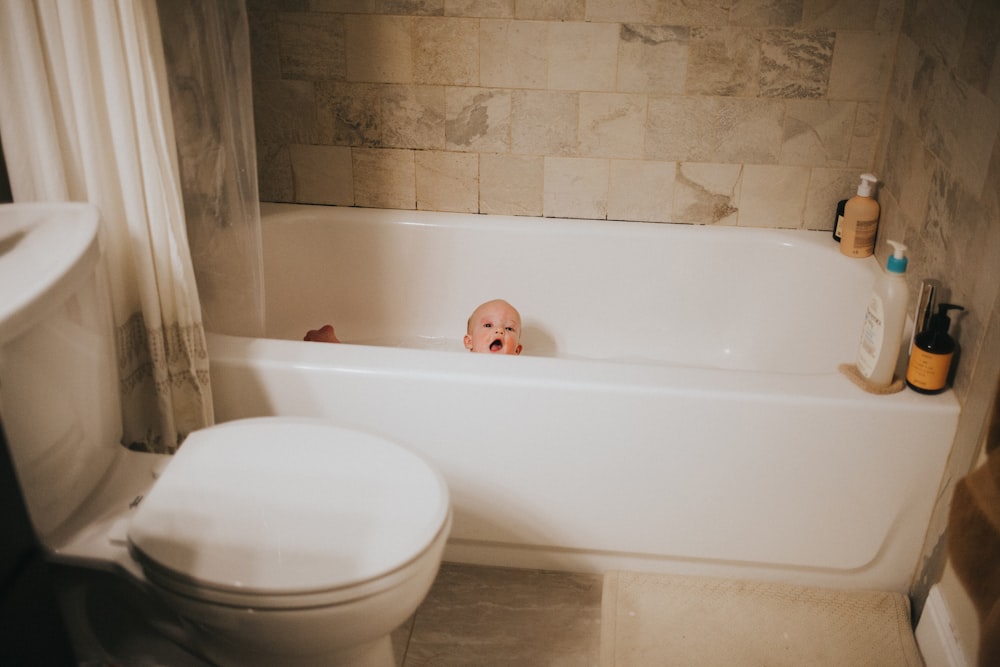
[906,303,965,394]
[840,174,880,258]
[856,240,909,388]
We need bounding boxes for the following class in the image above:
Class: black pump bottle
[905,303,964,394]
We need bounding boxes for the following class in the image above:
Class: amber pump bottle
[840,174,880,258]
[906,303,964,394]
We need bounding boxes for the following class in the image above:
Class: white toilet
[0,202,452,666]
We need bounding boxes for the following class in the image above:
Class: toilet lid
[127,417,449,595]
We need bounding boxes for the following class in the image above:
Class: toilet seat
[127,417,450,606]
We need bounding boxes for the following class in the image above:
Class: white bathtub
[208,203,960,592]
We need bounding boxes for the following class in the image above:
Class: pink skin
[304,324,340,343]
[464,299,523,355]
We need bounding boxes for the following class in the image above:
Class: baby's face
[464,301,522,355]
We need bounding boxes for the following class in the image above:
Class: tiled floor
[391,562,604,666]
[52,561,602,665]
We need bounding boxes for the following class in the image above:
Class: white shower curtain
[0,0,213,453]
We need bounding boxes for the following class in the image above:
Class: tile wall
[248,0,899,229]
[879,0,1000,608]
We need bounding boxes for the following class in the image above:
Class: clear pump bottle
[856,240,910,388]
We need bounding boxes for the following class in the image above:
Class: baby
[463,299,523,355]
[304,299,523,355]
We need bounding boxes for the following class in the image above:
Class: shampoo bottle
[906,303,964,394]
[856,240,909,387]
[840,173,880,258]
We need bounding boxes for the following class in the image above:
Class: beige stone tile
[602,571,922,667]
[902,0,966,69]
[780,99,855,166]
[445,87,511,153]
[804,167,860,231]
[277,11,344,80]
[875,0,905,32]
[256,143,294,202]
[828,30,894,102]
[445,0,513,17]
[585,0,657,22]
[803,0,879,29]
[922,63,998,196]
[415,150,479,212]
[515,0,584,20]
[253,78,317,145]
[345,14,413,83]
[587,0,728,24]
[617,24,689,94]
[380,84,446,149]
[548,22,618,91]
[956,0,1000,95]
[608,160,676,222]
[480,19,548,89]
[390,615,413,667]
[289,144,354,205]
[686,26,760,97]
[404,564,602,666]
[880,119,935,227]
[312,0,445,12]
[849,101,880,168]
[760,29,835,99]
[731,0,803,27]
[316,81,381,147]
[738,164,811,228]
[479,154,543,215]
[544,157,609,219]
[673,162,742,225]
[414,17,479,86]
[248,8,280,81]
[510,90,579,156]
[578,92,646,159]
[352,147,416,209]
[646,97,784,163]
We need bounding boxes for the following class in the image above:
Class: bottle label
[857,293,884,378]
[834,213,844,240]
[906,347,952,391]
[847,217,878,256]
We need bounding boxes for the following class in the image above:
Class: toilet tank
[0,203,122,543]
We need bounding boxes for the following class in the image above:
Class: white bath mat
[600,571,923,666]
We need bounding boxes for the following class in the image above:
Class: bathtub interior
[260,203,881,374]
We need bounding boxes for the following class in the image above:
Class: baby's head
[464,299,523,355]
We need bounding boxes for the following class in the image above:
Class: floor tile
[401,563,603,666]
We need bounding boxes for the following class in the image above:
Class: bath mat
[600,571,923,667]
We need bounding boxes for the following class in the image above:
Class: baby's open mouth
[490,338,503,352]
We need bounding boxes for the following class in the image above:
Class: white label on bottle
[857,294,884,378]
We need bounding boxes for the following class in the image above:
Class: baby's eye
[483,323,493,329]
[505,326,515,332]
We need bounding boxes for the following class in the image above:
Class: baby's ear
[464,334,473,351]
[515,344,523,355]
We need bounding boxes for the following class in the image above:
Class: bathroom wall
[880,0,1000,628]
[245,0,1000,608]
[248,0,900,230]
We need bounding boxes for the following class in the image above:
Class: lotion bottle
[906,303,964,394]
[856,240,909,387]
[839,173,880,258]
